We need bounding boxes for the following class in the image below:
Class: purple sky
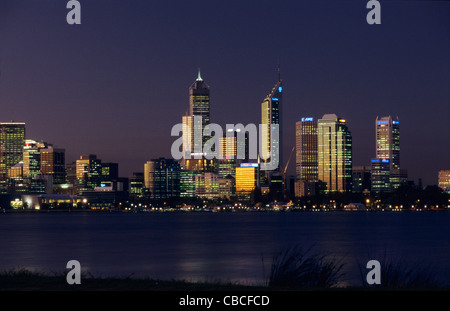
[0,0,449,186]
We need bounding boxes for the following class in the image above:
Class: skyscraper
[371,158,391,193]
[76,154,103,193]
[144,158,180,200]
[181,70,215,172]
[295,117,318,197]
[376,116,400,171]
[261,71,282,172]
[23,139,45,179]
[317,114,352,192]
[40,146,66,184]
[295,117,318,182]
[375,116,406,190]
[0,122,25,182]
[189,69,210,156]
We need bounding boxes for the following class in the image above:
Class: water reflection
[0,212,449,286]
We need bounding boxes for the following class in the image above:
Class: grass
[358,255,444,290]
[1,246,448,290]
[267,244,345,289]
[0,268,265,291]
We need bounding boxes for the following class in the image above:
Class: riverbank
[1,269,448,291]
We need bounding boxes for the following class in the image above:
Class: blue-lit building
[261,69,283,173]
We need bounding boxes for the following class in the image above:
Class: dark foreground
[1,270,449,291]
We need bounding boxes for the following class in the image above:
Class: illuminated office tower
[144,158,180,200]
[235,163,259,201]
[261,71,282,172]
[218,177,234,200]
[128,172,144,199]
[438,170,450,194]
[375,116,407,190]
[195,172,219,200]
[187,69,210,157]
[376,116,400,170]
[76,154,103,193]
[371,158,391,192]
[40,146,66,184]
[180,170,198,199]
[190,69,210,146]
[317,114,352,193]
[23,140,46,179]
[181,70,215,172]
[218,134,237,178]
[0,122,25,182]
[295,117,318,197]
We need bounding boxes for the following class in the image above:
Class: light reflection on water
[0,211,449,286]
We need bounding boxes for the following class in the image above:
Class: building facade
[317,114,352,192]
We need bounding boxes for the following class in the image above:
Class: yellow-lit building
[235,164,258,201]
[0,122,25,182]
[317,114,352,193]
[439,170,450,194]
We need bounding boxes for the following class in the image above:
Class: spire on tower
[196,68,203,81]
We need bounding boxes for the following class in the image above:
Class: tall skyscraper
[376,116,400,171]
[0,122,25,182]
[375,116,407,190]
[317,114,352,192]
[181,70,215,172]
[261,70,282,172]
[295,117,318,182]
[295,117,318,197]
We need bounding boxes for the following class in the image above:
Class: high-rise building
[261,72,282,172]
[235,163,259,201]
[76,154,103,193]
[375,116,406,191]
[371,158,391,193]
[190,69,210,149]
[438,170,450,194]
[180,170,199,199]
[376,116,400,171]
[40,146,66,184]
[144,158,180,200]
[295,117,318,197]
[317,114,352,192]
[0,122,25,182]
[195,172,220,200]
[23,140,45,179]
[181,70,214,172]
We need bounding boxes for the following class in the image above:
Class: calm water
[1,211,449,286]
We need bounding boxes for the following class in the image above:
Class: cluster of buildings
[0,70,448,210]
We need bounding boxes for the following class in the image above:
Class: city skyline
[0,0,448,186]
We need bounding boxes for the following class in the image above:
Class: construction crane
[283,146,295,201]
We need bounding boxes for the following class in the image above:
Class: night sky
[0,0,448,186]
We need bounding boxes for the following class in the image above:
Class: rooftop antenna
[196,68,203,81]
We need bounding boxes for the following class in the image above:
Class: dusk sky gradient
[0,0,448,186]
